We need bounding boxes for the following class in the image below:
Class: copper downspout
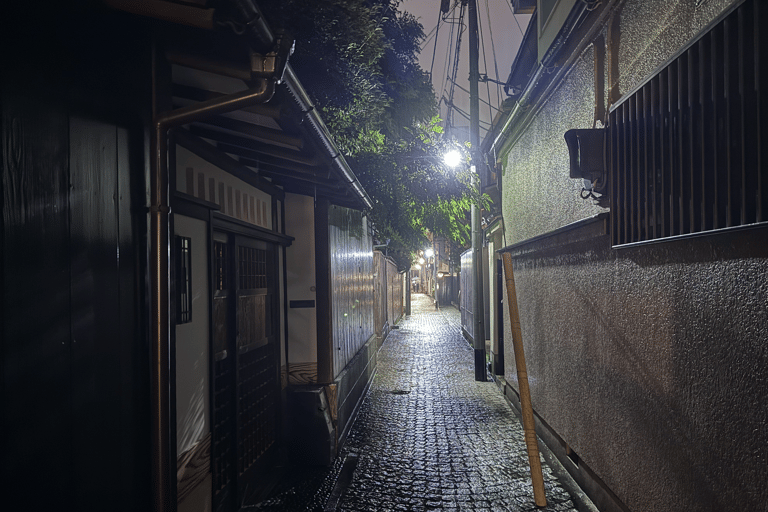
[150,79,276,512]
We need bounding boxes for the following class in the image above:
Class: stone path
[252,294,586,511]
[334,294,580,511]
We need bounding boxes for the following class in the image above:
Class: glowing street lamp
[443,149,462,168]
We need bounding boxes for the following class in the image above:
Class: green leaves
[262,0,479,269]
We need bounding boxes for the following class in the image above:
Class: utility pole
[468,0,486,381]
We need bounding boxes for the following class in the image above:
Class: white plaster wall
[174,214,210,455]
[176,145,272,229]
[284,193,317,364]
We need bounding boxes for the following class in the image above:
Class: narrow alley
[255,294,591,512]
[4,3,767,512]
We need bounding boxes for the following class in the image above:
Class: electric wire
[476,1,494,129]
[484,0,502,108]
[447,76,501,112]
[445,2,466,134]
[503,0,527,36]
[428,7,442,80]
[420,0,459,51]
[439,4,458,115]
[450,103,493,128]
[441,7,458,128]
[422,1,524,140]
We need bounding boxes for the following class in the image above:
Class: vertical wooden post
[315,198,333,384]
[502,252,547,507]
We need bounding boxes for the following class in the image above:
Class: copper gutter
[150,78,276,512]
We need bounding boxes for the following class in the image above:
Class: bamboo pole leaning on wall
[501,252,547,507]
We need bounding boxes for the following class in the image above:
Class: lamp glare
[443,149,462,167]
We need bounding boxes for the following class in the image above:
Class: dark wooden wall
[1,3,151,509]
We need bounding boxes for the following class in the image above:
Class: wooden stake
[502,252,547,507]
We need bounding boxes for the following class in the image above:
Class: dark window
[176,236,192,324]
[608,0,767,246]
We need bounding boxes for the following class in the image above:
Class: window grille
[609,0,767,246]
[214,241,227,291]
[176,236,192,323]
[238,246,267,290]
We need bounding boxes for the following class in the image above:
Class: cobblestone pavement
[332,294,579,512]
[252,294,584,511]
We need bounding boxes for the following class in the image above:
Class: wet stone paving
[254,294,583,511]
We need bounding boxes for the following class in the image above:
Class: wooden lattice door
[212,232,280,511]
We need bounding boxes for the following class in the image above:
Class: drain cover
[389,390,411,395]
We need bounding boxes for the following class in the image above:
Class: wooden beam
[219,143,323,175]
[501,252,547,507]
[237,157,339,187]
[198,115,304,149]
[189,125,317,166]
[285,183,361,209]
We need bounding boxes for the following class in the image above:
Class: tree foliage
[261,0,479,269]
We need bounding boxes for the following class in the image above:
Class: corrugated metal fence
[386,256,403,331]
[374,250,404,341]
[460,249,474,341]
[328,206,405,378]
[329,206,375,378]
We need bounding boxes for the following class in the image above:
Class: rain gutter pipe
[151,78,276,512]
[283,65,374,210]
[230,0,372,210]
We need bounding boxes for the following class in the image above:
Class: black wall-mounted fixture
[564,128,607,206]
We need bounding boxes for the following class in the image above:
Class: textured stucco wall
[502,43,603,245]
[617,0,735,96]
[501,0,737,245]
[503,222,768,512]
[498,0,766,510]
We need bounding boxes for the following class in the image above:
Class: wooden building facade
[1,2,401,511]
